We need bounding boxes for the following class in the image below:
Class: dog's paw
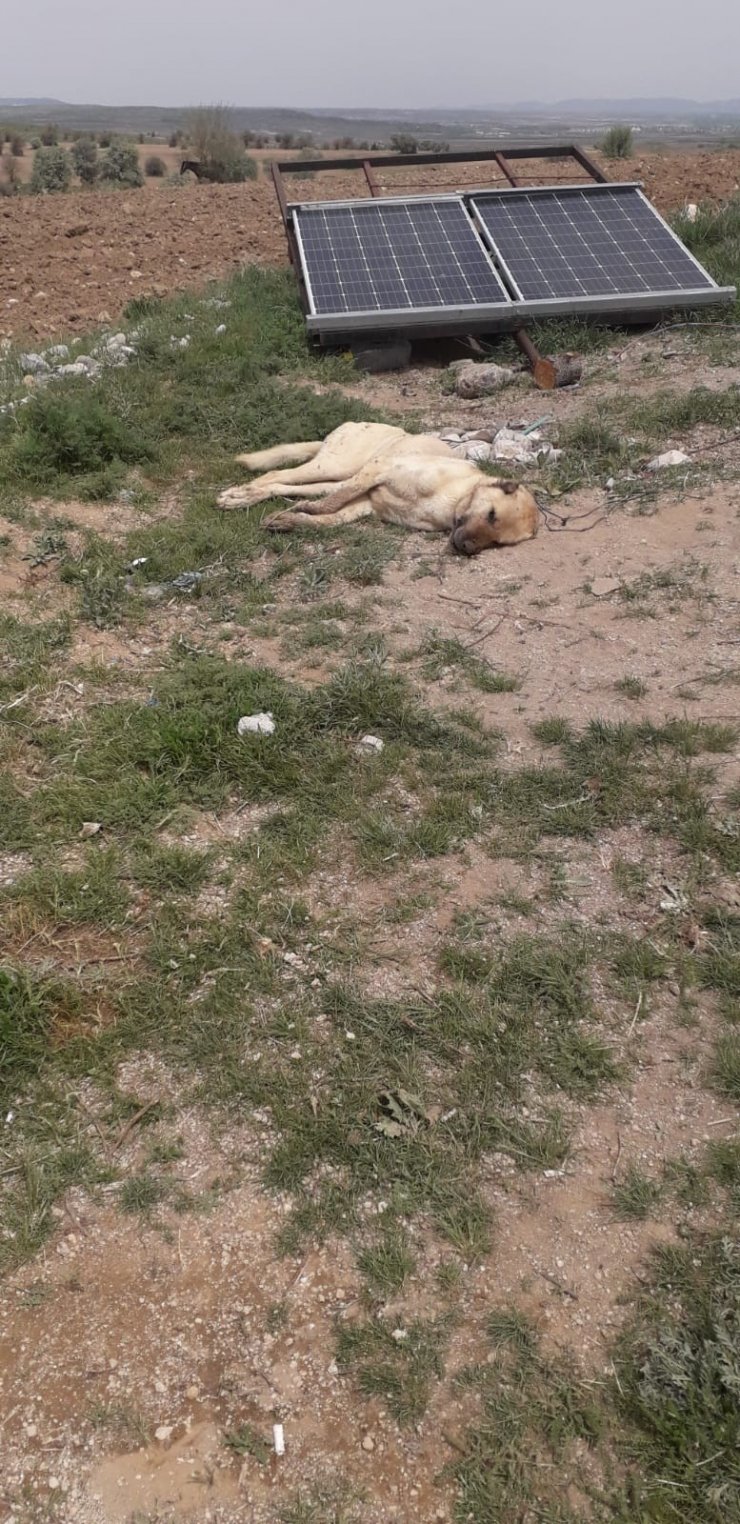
[217,486,252,510]
[264,510,296,533]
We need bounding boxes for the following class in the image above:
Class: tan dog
[217,421,538,555]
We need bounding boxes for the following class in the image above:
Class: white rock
[362,1434,375,1452]
[237,712,276,737]
[46,344,70,362]
[155,1425,173,1443]
[273,1423,285,1456]
[356,734,384,754]
[685,202,698,222]
[20,352,49,374]
[452,440,492,463]
[647,449,690,471]
[215,324,227,335]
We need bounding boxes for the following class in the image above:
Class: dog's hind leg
[265,500,375,532]
[235,442,322,470]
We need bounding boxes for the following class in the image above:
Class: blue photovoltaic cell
[294,199,510,315]
[472,186,715,302]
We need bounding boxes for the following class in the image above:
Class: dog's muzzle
[450,525,479,556]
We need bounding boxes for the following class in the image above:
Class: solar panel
[293,198,511,319]
[471,184,716,304]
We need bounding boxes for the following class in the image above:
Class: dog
[217,421,539,555]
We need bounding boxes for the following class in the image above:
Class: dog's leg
[265,500,375,532]
[218,459,359,511]
[234,442,322,470]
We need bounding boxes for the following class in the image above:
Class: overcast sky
[3,0,740,108]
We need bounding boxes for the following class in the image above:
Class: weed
[357,1226,415,1294]
[613,1163,661,1219]
[224,1422,272,1463]
[601,125,633,159]
[615,675,648,700]
[336,1314,450,1423]
[418,632,520,694]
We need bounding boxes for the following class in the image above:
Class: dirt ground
[1,312,739,1519]
[2,145,740,342]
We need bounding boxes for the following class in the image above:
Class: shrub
[292,144,321,179]
[390,133,419,154]
[168,131,182,148]
[30,137,41,150]
[145,155,166,177]
[10,394,152,482]
[100,142,144,188]
[71,137,99,185]
[98,132,112,148]
[10,135,24,157]
[39,123,59,147]
[2,156,20,189]
[30,146,72,194]
[601,124,634,160]
[186,104,257,183]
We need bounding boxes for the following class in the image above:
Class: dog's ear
[499,480,518,496]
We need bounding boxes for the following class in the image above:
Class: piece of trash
[590,577,621,598]
[685,202,698,223]
[646,449,690,471]
[215,324,227,335]
[126,557,148,572]
[273,1423,285,1457]
[79,821,102,838]
[491,426,560,466]
[391,1328,408,1342]
[356,734,384,755]
[170,571,202,592]
[452,439,492,463]
[237,712,276,737]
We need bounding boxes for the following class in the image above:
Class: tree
[145,155,166,177]
[10,135,24,157]
[71,137,99,185]
[39,123,59,146]
[100,142,144,188]
[390,133,418,154]
[30,146,72,194]
[185,105,257,182]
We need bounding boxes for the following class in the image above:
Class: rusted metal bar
[494,152,519,187]
[273,143,596,178]
[271,161,289,228]
[363,160,381,196]
[569,144,608,183]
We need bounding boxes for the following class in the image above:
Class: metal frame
[271,144,735,351]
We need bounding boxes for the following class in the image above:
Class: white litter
[215,324,227,335]
[647,449,690,471]
[491,426,561,466]
[356,734,384,754]
[237,712,276,737]
[685,203,699,223]
[273,1423,285,1456]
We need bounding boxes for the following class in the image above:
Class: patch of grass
[453,1309,602,1521]
[336,1314,450,1423]
[357,1226,415,1294]
[132,842,211,895]
[614,1232,740,1521]
[673,196,740,321]
[611,856,648,898]
[6,848,128,927]
[418,632,520,694]
[613,1163,661,1220]
[119,1173,169,1214]
[615,675,648,700]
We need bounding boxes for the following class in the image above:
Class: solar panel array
[471,186,714,301]
[295,199,510,315]
[290,183,730,336]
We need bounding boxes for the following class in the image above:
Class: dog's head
[450,480,539,556]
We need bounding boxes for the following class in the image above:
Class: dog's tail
[234,441,323,471]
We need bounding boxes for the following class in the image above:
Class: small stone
[186,1384,199,1399]
[590,576,621,598]
[361,1434,375,1452]
[155,1425,173,1443]
[49,1478,60,1490]
[25,1423,38,1438]
[355,734,384,755]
